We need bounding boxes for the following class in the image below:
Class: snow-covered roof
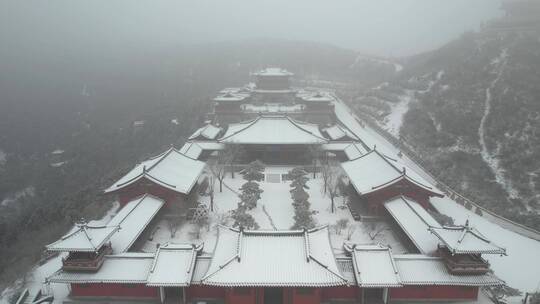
[213,92,250,102]
[147,243,202,287]
[219,116,328,145]
[201,226,347,287]
[298,92,335,103]
[48,253,155,284]
[343,143,369,160]
[46,223,119,252]
[385,196,442,255]
[191,255,212,284]
[341,149,443,196]
[253,68,293,77]
[105,147,206,195]
[335,257,356,284]
[188,124,222,141]
[323,125,359,141]
[394,255,503,286]
[108,195,164,253]
[241,103,305,113]
[429,223,506,255]
[344,244,402,288]
[179,142,204,159]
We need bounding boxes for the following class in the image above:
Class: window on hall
[234,287,251,295]
[296,288,314,295]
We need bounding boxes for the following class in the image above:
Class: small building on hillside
[341,149,444,215]
[429,222,506,275]
[105,147,206,207]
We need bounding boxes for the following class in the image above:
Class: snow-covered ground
[198,169,407,254]
[334,97,540,294]
[383,92,412,137]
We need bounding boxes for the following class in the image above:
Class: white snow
[479,48,520,200]
[105,148,206,195]
[431,196,540,293]
[219,116,327,145]
[383,92,412,137]
[1,186,35,207]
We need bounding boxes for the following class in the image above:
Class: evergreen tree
[288,167,315,229]
[241,160,265,182]
[231,203,259,230]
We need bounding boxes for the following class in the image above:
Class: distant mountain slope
[352,27,540,230]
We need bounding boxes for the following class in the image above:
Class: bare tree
[362,221,387,241]
[166,203,185,238]
[209,145,243,192]
[208,175,215,212]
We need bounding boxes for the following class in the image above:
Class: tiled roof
[48,253,155,284]
[385,196,442,255]
[219,116,328,145]
[188,124,222,141]
[323,125,359,141]
[105,147,206,195]
[108,194,164,253]
[341,149,443,196]
[201,226,347,287]
[345,244,402,288]
[147,243,202,287]
[429,223,506,255]
[394,255,504,286]
[46,223,119,253]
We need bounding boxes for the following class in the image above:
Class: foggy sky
[1,0,502,57]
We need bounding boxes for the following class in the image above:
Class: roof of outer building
[384,196,442,255]
[429,223,506,255]
[188,124,223,141]
[201,226,347,287]
[147,243,202,287]
[48,253,155,284]
[46,223,119,253]
[341,149,443,196]
[108,194,165,253]
[219,116,328,145]
[323,125,359,141]
[393,255,504,286]
[105,147,206,195]
[213,92,250,102]
[297,91,335,103]
[344,244,402,288]
[252,68,293,77]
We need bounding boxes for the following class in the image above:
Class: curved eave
[45,247,99,253]
[104,173,192,195]
[361,175,443,197]
[201,280,347,287]
[400,279,504,287]
[48,278,148,284]
[147,282,191,287]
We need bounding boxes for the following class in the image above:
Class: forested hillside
[0,39,367,289]
[349,27,540,230]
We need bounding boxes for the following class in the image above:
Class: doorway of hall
[264,287,283,304]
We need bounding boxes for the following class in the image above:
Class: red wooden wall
[113,177,186,206]
[71,283,158,298]
[225,287,258,304]
[187,285,226,300]
[363,179,438,215]
[321,286,360,300]
[390,286,478,300]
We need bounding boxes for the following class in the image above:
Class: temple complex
[43,68,505,304]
